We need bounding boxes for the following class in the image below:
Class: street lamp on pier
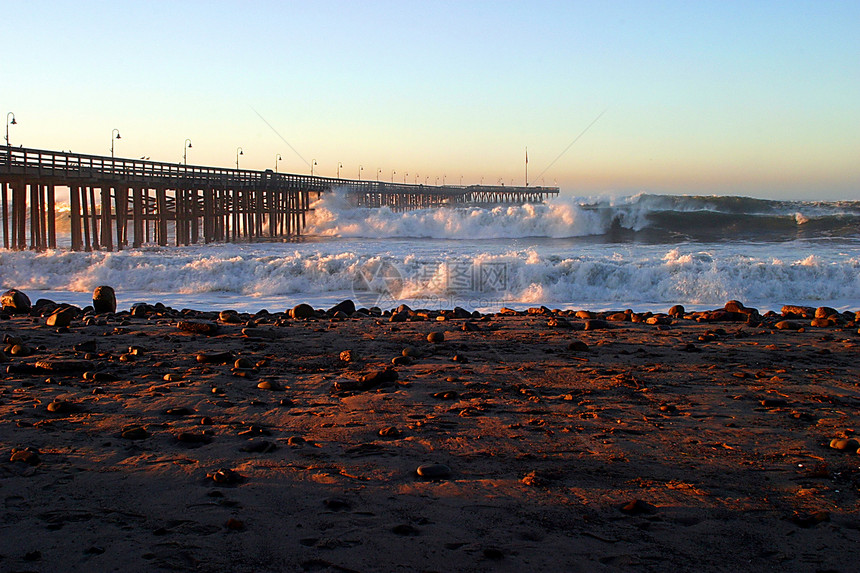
[275,154,282,173]
[183,139,192,165]
[5,112,17,146]
[403,172,408,184]
[391,170,396,183]
[337,162,343,178]
[358,165,364,180]
[111,129,121,158]
[311,159,317,176]
[236,147,243,169]
[376,168,382,182]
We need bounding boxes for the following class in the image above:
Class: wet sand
[1,297,859,572]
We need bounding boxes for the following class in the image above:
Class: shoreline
[1,290,858,571]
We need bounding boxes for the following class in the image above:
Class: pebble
[567,340,589,352]
[10,447,40,465]
[829,437,860,453]
[209,468,243,485]
[339,349,358,362]
[416,463,451,480]
[290,303,316,319]
[378,426,400,438]
[775,320,802,331]
[619,499,657,515]
[92,286,117,314]
[427,331,445,343]
[121,426,150,440]
[196,351,234,364]
[47,399,76,413]
[177,321,220,335]
[35,359,94,373]
[257,380,281,391]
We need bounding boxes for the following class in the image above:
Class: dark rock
[35,359,94,373]
[427,331,445,343]
[829,438,860,453]
[668,304,685,317]
[177,321,219,335]
[584,319,608,331]
[209,468,243,485]
[619,499,657,515]
[10,447,40,465]
[196,351,234,364]
[567,340,589,352]
[92,286,117,314]
[1,289,31,314]
[46,306,78,327]
[328,300,356,315]
[378,426,401,438]
[121,426,150,440]
[416,463,451,480]
[290,303,316,319]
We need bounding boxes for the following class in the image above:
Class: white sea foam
[3,237,860,313]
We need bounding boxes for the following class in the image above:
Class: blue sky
[2,1,858,199]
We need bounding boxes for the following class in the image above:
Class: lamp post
[391,170,396,183]
[275,154,282,173]
[183,139,192,165]
[403,172,408,184]
[236,147,243,169]
[111,129,121,158]
[337,162,342,178]
[376,168,382,182]
[311,159,317,176]
[358,165,363,180]
[5,112,17,146]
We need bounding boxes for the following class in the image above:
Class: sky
[2,0,859,199]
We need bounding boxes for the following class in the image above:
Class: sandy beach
[1,292,858,572]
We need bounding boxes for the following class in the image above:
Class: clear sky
[2,1,858,199]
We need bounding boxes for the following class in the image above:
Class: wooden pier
[1,146,558,251]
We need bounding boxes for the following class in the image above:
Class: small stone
[378,426,400,438]
[35,359,94,373]
[290,303,316,319]
[432,391,459,400]
[257,380,281,391]
[668,304,685,317]
[10,447,40,465]
[231,357,252,369]
[163,373,183,382]
[219,310,241,323]
[327,300,356,315]
[47,399,76,413]
[427,331,445,343]
[619,499,657,515]
[46,306,77,327]
[209,468,243,485]
[240,439,277,453]
[336,349,357,365]
[92,286,117,314]
[177,321,219,335]
[176,432,210,444]
[416,463,451,480]
[584,319,608,331]
[197,351,234,364]
[567,340,589,352]
[829,437,860,453]
[775,320,802,331]
[121,426,150,440]
[225,518,245,531]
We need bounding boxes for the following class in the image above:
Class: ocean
[2,192,860,314]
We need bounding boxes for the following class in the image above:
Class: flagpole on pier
[525,146,528,187]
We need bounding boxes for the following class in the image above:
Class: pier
[0,146,558,251]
